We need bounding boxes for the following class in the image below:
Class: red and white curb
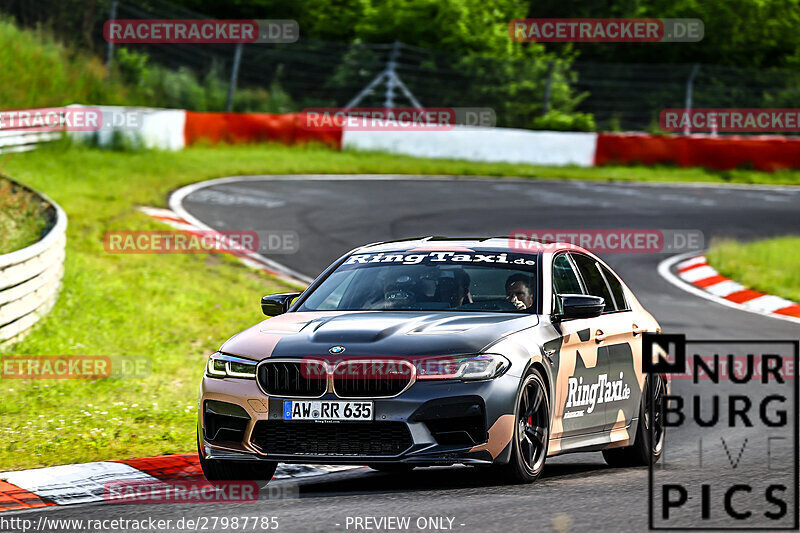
[0,454,360,512]
[138,206,310,286]
[659,252,800,324]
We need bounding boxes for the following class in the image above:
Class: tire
[368,463,415,473]
[198,433,278,484]
[602,374,666,467]
[494,367,550,483]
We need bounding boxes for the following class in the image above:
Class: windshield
[297,250,538,313]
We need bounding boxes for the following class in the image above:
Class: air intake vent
[251,421,413,456]
[203,400,250,444]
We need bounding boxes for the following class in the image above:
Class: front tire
[602,374,666,467]
[198,434,278,484]
[495,367,550,483]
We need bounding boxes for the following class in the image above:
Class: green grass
[2,142,800,472]
[0,17,290,113]
[0,177,50,254]
[0,18,132,109]
[706,237,800,303]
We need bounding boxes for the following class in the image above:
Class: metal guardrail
[0,178,67,347]
[0,130,62,154]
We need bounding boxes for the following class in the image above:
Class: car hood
[219,311,539,360]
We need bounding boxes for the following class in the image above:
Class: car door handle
[595,329,607,343]
[632,323,646,336]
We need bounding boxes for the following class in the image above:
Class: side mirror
[557,294,605,320]
[261,292,301,316]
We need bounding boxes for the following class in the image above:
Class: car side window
[552,254,584,313]
[599,264,629,311]
[570,253,615,313]
[553,254,583,295]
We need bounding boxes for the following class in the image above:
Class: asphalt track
[11,176,800,532]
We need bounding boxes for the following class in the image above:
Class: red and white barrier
[68,106,186,150]
[62,106,800,172]
[341,127,598,167]
[183,111,341,148]
[595,132,800,172]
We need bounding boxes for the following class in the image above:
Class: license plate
[283,400,373,421]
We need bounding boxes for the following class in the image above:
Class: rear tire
[494,367,550,483]
[602,374,666,467]
[198,433,278,484]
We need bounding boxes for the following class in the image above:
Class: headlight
[206,352,257,379]
[416,353,510,381]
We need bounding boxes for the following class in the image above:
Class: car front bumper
[198,372,519,466]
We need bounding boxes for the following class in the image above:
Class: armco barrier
[595,132,800,172]
[0,179,67,347]
[183,112,342,148]
[0,128,62,154]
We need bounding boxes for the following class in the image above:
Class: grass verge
[705,238,800,303]
[1,141,800,471]
[0,177,50,255]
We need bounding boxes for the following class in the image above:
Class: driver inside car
[376,274,418,309]
[368,268,474,310]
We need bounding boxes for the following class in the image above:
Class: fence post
[683,63,700,135]
[384,41,401,108]
[105,0,118,74]
[542,60,555,116]
[226,42,244,112]
[344,41,422,111]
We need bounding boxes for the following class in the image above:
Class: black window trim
[568,252,629,315]
[551,252,586,314]
[597,263,630,312]
[596,264,620,310]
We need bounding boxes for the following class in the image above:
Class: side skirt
[547,418,638,456]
